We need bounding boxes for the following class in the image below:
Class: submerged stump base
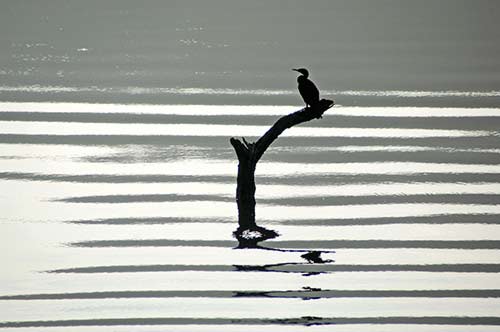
[234,226,279,248]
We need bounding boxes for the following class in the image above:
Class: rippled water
[0,102,499,331]
[1,0,499,329]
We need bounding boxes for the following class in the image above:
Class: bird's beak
[292,68,299,72]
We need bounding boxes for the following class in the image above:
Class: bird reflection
[233,232,334,275]
[301,250,329,264]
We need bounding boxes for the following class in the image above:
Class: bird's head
[292,68,309,78]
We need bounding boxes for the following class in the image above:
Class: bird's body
[293,68,320,108]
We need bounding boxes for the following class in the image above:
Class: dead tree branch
[230,99,334,244]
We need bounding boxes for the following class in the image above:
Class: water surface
[0,102,499,331]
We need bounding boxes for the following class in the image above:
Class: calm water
[1,0,500,106]
[1,0,500,330]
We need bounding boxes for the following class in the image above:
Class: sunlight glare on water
[1,102,499,330]
[1,0,500,328]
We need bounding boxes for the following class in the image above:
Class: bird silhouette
[292,68,320,108]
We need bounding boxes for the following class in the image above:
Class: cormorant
[292,68,320,108]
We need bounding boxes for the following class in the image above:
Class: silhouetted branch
[230,99,334,245]
[254,99,334,162]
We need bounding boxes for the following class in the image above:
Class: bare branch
[229,98,334,238]
[254,99,334,162]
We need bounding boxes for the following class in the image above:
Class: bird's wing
[298,78,320,104]
[305,79,320,100]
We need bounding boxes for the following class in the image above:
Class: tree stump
[230,99,334,246]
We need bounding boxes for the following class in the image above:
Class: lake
[1,102,499,331]
[1,0,500,330]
